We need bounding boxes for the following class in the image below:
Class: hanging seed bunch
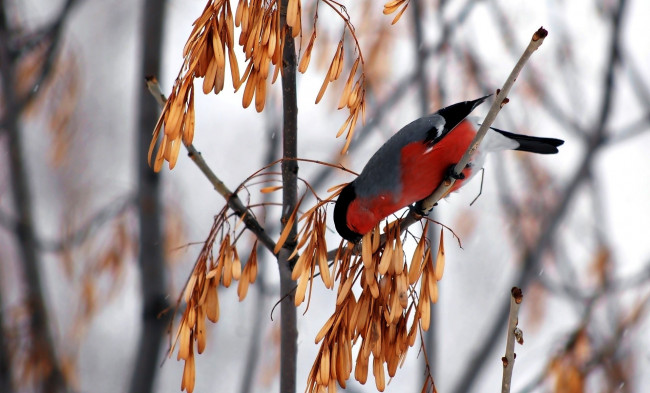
[383,0,410,25]
[282,186,345,299]
[299,0,368,154]
[268,182,347,309]
[149,0,301,171]
[290,206,446,392]
[150,0,377,171]
[170,211,259,393]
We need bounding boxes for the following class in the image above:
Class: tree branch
[307,0,484,197]
[37,194,135,252]
[326,27,548,260]
[278,1,299,391]
[594,0,627,141]
[452,134,598,393]
[452,6,628,384]
[501,287,523,393]
[129,1,169,392]
[0,268,13,393]
[419,27,548,212]
[485,0,587,140]
[0,4,69,392]
[145,79,278,254]
[239,109,279,393]
[12,0,78,112]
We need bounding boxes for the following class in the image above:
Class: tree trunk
[278,1,299,391]
[0,284,13,393]
[0,5,67,393]
[129,1,169,392]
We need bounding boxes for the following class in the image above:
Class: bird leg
[447,164,466,180]
[411,200,436,217]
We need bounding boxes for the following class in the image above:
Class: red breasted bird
[333,95,564,242]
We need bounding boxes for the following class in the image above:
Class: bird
[333,95,564,243]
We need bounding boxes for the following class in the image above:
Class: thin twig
[419,27,548,212]
[239,104,279,393]
[485,0,587,140]
[308,0,483,195]
[38,194,135,252]
[457,11,628,391]
[145,78,277,254]
[0,2,80,391]
[608,112,650,143]
[325,27,548,260]
[13,0,79,111]
[594,0,627,141]
[452,11,627,386]
[0,207,15,232]
[501,287,523,393]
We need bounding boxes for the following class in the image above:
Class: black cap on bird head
[437,94,490,129]
[333,182,363,243]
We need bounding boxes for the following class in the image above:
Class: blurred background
[1,0,649,392]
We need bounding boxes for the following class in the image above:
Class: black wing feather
[491,127,564,154]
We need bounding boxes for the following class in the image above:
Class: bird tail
[491,127,564,154]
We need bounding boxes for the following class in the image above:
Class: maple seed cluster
[150,0,373,171]
[149,0,299,171]
[171,180,446,393]
[291,214,445,392]
[383,0,411,25]
[171,219,258,393]
[298,0,368,154]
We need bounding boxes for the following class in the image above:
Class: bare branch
[419,27,548,212]
[594,0,627,140]
[484,0,587,140]
[325,27,549,260]
[278,0,299,391]
[608,113,650,144]
[0,207,16,232]
[0,271,13,393]
[145,78,277,254]
[308,0,483,195]
[408,0,441,386]
[12,0,79,112]
[239,106,279,393]
[130,2,170,392]
[38,194,135,252]
[0,2,79,391]
[443,13,650,386]
[452,135,597,393]
[501,287,523,393]
[621,48,650,109]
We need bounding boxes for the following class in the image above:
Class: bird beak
[469,94,492,110]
